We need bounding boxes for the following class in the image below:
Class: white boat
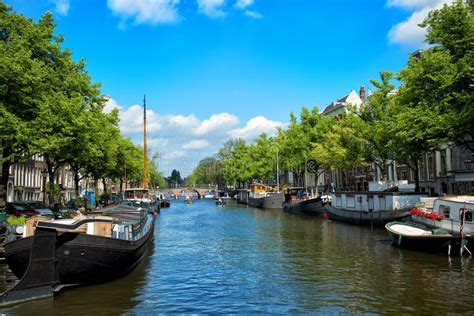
[247,183,283,209]
[203,192,215,199]
[327,191,426,226]
[410,195,474,236]
[385,221,469,256]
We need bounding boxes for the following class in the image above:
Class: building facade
[317,86,474,195]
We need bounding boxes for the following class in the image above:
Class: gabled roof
[336,94,350,103]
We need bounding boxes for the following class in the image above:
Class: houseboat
[123,188,158,212]
[282,187,325,215]
[1,203,155,306]
[410,195,474,237]
[327,190,426,226]
[248,183,283,209]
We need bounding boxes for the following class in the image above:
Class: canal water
[2,199,474,314]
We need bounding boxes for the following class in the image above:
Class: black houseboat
[1,204,155,306]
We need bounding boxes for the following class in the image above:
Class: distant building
[317,87,372,192]
[1,153,106,204]
[316,82,473,195]
[321,89,363,117]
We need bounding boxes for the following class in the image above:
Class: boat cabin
[284,187,311,203]
[250,183,279,199]
[331,191,427,212]
[124,188,151,201]
[414,196,474,234]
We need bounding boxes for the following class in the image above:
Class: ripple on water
[4,200,473,314]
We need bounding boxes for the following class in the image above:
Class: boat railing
[112,213,153,241]
[36,218,113,231]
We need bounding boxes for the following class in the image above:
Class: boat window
[439,205,450,219]
[463,209,473,222]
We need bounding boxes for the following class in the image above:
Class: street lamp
[41,169,48,204]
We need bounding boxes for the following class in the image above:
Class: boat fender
[322,212,329,220]
[397,235,402,247]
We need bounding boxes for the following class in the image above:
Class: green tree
[168,169,183,188]
[389,0,473,191]
[277,114,309,186]
[0,6,60,199]
[358,71,398,180]
[400,0,473,150]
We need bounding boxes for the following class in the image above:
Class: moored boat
[203,191,215,199]
[247,183,283,209]
[236,189,250,205]
[410,195,474,238]
[124,188,159,212]
[1,203,155,306]
[385,221,469,255]
[326,191,426,226]
[282,187,325,215]
[155,192,170,208]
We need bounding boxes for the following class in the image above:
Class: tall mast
[143,95,148,189]
[276,148,279,191]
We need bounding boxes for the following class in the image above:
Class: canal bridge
[168,188,214,199]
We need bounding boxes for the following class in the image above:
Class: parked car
[23,201,55,217]
[5,202,39,217]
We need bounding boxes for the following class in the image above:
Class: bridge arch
[169,188,209,199]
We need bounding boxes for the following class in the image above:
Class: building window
[427,154,434,180]
[419,158,426,181]
[440,150,447,175]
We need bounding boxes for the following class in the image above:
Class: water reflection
[1,243,154,315]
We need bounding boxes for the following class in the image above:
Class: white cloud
[229,116,284,141]
[387,0,443,9]
[103,97,122,113]
[195,113,239,136]
[182,139,211,150]
[387,0,452,47]
[55,0,70,15]
[107,0,181,25]
[234,0,253,9]
[197,0,226,18]
[244,10,262,19]
[110,98,284,176]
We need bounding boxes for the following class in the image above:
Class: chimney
[359,86,366,103]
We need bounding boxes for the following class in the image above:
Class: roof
[336,94,350,103]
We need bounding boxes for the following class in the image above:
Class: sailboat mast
[143,95,148,189]
[276,148,279,191]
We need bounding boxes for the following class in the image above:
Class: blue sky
[5,0,450,177]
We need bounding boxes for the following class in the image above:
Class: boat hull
[248,193,283,209]
[5,220,154,286]
[386,222,469,255]
[326,205,410,226]
[283,198,325,215]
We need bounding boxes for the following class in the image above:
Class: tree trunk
[74,172,80,198]
[102,178,107,195]
[46,159,55,205]
[0,148,12,205]
[413,156,420,193]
